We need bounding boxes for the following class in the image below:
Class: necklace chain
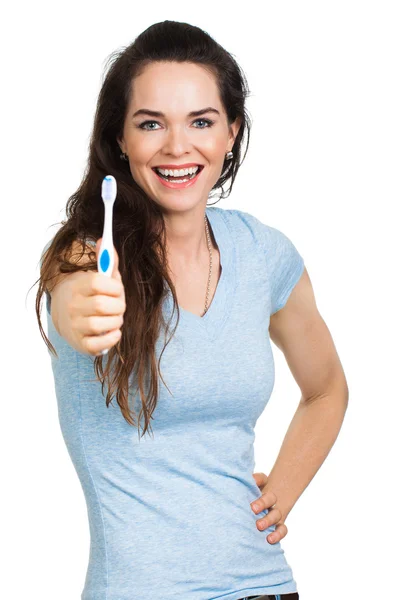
[202,213,213,317]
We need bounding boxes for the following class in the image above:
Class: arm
[265,265,349,520]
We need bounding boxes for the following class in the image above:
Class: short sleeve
[232,209,305,316]
[265,225,305,314]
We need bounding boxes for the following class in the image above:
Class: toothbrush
[97,175,117,356]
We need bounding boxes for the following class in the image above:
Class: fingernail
[252,502,261,511]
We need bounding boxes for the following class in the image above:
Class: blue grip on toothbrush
[99,248,110,274]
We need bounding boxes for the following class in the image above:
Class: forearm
[265,388,349,519]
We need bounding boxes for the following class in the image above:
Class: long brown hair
[34,20,252,437]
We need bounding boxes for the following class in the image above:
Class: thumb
[96,238,122,281]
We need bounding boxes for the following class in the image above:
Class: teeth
[155,166,200,177]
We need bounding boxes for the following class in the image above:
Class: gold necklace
[202,213,213,317]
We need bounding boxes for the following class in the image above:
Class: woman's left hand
[251,472,288,545]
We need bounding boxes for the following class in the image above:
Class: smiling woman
[35,19,307,600]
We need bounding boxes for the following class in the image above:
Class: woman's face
[117,61,241,214]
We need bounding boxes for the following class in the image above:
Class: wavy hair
[34,20,252,438]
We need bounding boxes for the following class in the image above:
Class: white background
[2,1,399,599]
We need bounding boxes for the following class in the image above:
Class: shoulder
[214,206,296,254]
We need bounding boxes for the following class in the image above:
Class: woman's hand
[251,472,289,545]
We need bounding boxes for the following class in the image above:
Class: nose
[162,125,192,157]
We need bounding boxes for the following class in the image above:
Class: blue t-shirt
[42,206,304,600]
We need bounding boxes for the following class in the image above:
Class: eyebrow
[132,107,220,119]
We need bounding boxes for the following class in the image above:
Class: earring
[120,152,129,161]
[225,151,233,160]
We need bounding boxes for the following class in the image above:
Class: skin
[118,60,349,546]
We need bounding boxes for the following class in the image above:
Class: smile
[151,165,204,189]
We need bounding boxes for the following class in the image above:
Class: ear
[117,136,125,154]
[227,116,242,150]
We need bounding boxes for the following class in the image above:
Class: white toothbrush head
[101,175,117,203]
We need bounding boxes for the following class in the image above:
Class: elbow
[300,374,349,408]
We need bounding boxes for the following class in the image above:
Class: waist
[241,594,299,600]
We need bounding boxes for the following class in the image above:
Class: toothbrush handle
[97,202,115,355]
[97,203,115,277]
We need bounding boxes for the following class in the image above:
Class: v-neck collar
[163,206,236,341]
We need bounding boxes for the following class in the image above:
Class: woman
[37,20,348,600]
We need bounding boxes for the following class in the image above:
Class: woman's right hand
[60,239,126,356]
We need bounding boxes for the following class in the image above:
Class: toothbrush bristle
[101,175,117,202]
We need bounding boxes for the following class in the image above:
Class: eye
[193,118,214,128]
[137,118,215,131]
[138,120,161,131]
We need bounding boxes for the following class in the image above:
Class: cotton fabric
[42,206,304,600]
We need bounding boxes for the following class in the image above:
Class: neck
[164,210,211,269]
